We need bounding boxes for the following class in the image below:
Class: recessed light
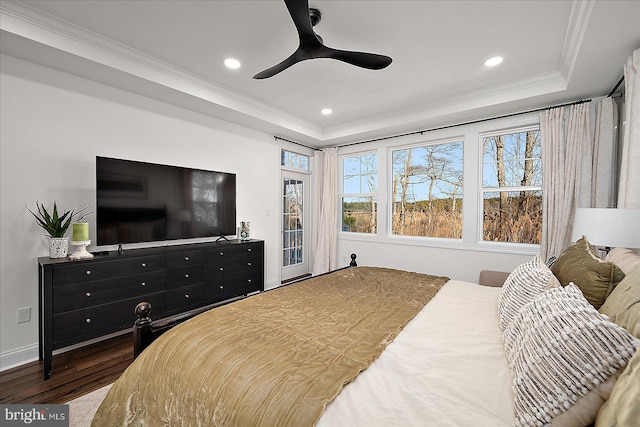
[484,56,503,67]
[321,108,332,115]
[224,58,241,69]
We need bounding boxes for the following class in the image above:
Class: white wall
[0,54,282,369]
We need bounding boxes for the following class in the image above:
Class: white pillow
[497,256,558,331]
[503,283,638,427]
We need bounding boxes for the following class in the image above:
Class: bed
[91,241,640,427]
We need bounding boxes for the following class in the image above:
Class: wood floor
[0,333,132,404]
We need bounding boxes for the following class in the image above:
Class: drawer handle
[219,267,224,271]
[141,263,147,267]
[247,262,252,266]
[248,279,252,283]
[141,282,146,287]
[185,274,190,278]
[86,292,91,297]
[85,318,91,323]
[184,294,190,299]
[185,256,190,261]
[86,270,91,275]
[248,248,252,252]
[219,285,224,289]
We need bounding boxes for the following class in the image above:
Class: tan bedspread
[91,266,448,427]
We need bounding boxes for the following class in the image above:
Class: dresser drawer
[52,292,166,344]
[167,249,204,268]
[110,255,166,275]
[205,255,262,281]
[51,255,166,286]
[167,283,204,311]
[205,269,262,301]
[231,269,262,292]
[205,242,261,260]
[204,281,238,301]
[167,266,204,289]
[52,262,109,286]
[53,270,166,314]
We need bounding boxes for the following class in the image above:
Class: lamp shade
[571,208,640,248]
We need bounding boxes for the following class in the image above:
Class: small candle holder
[69,240,94,260]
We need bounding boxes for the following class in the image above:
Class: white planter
[49,237,69,259]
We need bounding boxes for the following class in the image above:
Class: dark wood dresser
[38,239,264,379]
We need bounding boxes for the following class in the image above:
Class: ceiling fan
[253,0,392,79]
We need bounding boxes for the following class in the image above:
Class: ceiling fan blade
[253,48,312,79]
[253,0,392,78]
[327,49,393,70]
[284,0,319,46]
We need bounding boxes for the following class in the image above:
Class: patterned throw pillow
[503,284,638,427]
[497,256,558,331]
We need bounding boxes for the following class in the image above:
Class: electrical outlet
[17,307,31,324]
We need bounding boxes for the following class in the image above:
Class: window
[341,153,377,233]
[391,140,463,238]
[283,178,303,266]
[281,150,309,171]
[481,127,542,244]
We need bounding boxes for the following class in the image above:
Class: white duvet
[318,280,515,427]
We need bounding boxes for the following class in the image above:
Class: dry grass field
[344,194,541,244]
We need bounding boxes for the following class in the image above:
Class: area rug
[67,384,112,427]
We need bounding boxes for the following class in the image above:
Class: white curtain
[618,48,640,209]
[312,147,338,275]
[540,102,591,260]
[592,97,618,207]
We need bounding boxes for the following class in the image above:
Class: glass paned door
[282,172,309,280]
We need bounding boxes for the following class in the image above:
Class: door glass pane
[283,178,304,267]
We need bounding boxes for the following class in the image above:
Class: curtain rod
[335,98,592,148]
[607,76,624,97]
[274,97,592,150]
[273,135,317,150]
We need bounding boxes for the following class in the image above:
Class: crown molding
[559,0,595,81]
[322,70,567,142]
[1,0,586,145]
[0,0,323,139]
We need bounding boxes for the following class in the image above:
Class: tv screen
[96,157,236,246]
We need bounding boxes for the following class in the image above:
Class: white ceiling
[1,0,639,148]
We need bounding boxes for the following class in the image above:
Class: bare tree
[517,130,537,212]
[491,136,509,224]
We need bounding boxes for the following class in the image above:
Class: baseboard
[0,343,39,372]
[0,329,132,372]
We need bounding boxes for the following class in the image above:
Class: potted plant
[27,201,91,258]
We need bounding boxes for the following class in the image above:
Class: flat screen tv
[96,156,236,246]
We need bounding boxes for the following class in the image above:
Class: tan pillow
[604,247,640,275]
[552,373,619,427]
[595,349,640,427]
[599,265,640,339]
[551,237,625,309]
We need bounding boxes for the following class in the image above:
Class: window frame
[336,113,541,256]
[478,124,542,246]
[339,151,379,235]
[281,149,310,171]
[388,137,464,241]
